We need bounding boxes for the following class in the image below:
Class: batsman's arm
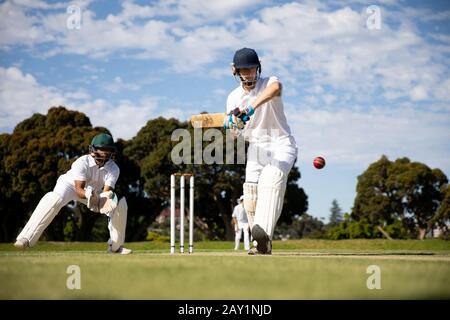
[74,180,88,199]
[251,80,282,110]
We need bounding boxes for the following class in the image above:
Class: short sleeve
[267,76,280,87]
[70,157,88,181]
[104,164,120,189]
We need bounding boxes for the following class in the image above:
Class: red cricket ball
[313,156,326,169]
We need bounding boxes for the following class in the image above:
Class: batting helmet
[232,48,261,70]
[232,48,261,87]
[89,133,116,165]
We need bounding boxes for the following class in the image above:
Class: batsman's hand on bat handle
[223,113,245,130]
[232,105,254,123]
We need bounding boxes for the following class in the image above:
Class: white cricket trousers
[245,135,298,183]
[244,135,297,240]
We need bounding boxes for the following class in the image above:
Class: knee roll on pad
[243,182,258,230]
[243,182,257,213]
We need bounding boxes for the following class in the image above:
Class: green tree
[352,155,448,239]
[431,184,450,239]
[328,199,343,227]
[122,117,186,241]
[275,213,325,239]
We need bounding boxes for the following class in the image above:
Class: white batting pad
[108,197,128,251]
[243,182,258,230]
[253,165,287,240]
[17,192,64,247]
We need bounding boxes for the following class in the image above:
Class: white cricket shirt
[58,155,120,192]
[226,76,295,145]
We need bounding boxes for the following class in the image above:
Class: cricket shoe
[247,245,272,255]
[251,224,272,254]
[248,225,272,255]
[108,245,132,255]
[14,238,30,249]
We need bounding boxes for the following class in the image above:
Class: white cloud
[410,85,428,101]
[0,66,66,130]
[165,0,264,26]
[77,97,159,140]
[12,0,72,10]
[433,79,450,101]
[234,2,450,106]
[288,104,450,171]
[0,1,50,48]
[213,88,227,96]
[103,76,141,93]
[0,66,159,140]
[2,0,449,99]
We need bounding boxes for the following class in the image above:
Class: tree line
[328,156,449,240]
[1,106,448,242]
[278,158,449,240]
[0,106,307,242]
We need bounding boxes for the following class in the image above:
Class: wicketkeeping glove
[85,186,100,212]
[98,191,118,215]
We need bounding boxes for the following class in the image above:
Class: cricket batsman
[225,48,298,255]
[14,133,132,254]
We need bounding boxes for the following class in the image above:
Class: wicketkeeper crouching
[14,133,132,254]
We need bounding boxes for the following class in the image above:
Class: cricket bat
[190,113,227,128]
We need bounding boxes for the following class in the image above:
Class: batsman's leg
[15,192,65,248]
[252,165,287,254]
[107,197,132,254]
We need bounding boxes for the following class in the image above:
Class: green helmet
[89,133,116,166]
[90,133,116,150]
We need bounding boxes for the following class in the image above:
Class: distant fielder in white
[231,196,250,251]
[225,48,298,255]
[14,133,132,254]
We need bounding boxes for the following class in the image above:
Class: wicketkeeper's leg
[107,197,128,252]
[16,192,66,247]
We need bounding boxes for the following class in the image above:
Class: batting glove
[232,105,254,123]
[241,105,255,117]
[224,113,245,130]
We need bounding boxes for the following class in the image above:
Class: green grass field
[1,239,449,299]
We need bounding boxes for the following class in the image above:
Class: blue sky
[1,0,449,221]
